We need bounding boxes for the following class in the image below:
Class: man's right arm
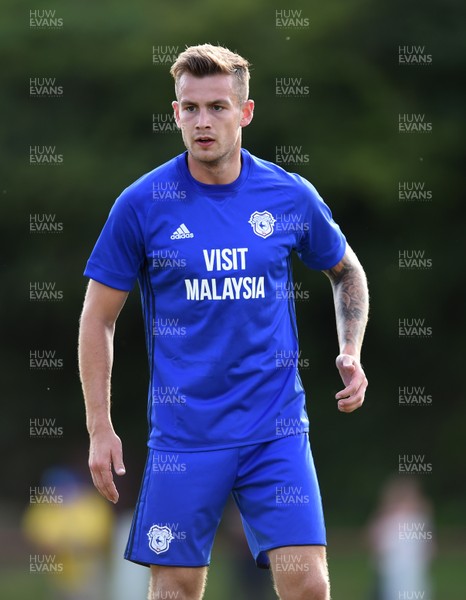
[78,279,129,503]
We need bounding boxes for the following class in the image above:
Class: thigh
[269,545,329,600]
[125,447,237,568]
[233,434,326,568]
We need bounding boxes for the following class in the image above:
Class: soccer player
[79,44,369,600]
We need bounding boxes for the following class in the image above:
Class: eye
[184,105,196,112]
[212,105,224,111]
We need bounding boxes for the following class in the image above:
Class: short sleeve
[295,180,346,270]
[84,191,145,291]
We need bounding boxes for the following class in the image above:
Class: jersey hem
[147,430,309,453]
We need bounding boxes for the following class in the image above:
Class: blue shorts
[124,433,326,569]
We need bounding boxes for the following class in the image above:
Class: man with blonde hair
[79,43,369,600]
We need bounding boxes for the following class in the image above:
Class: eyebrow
[179,98,231,106]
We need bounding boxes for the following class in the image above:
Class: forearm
[325,247,369,360]
[78,312,116,435]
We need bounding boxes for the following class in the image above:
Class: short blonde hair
[170,44,251,103]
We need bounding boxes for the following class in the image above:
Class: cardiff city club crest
[248,210,276,239]
[147,524,174,555]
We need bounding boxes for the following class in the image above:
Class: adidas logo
[170,223,194,240]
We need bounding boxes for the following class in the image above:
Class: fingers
[336,373,363,400]
[335,354,368,413]
[90,461,120,504]
[113,447,126,477]
[336,376,368,413]
[89,436,125,504]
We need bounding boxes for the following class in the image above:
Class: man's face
[172,73,254,169]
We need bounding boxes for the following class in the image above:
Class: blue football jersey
[84,149,346,450]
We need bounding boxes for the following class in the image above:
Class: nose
[195,108,211,129]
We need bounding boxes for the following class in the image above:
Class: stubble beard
[188,141,239,172]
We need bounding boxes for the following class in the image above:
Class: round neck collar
[177,149,251,195]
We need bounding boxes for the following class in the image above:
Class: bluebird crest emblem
[248,210,276,239]
[147,524,174,554]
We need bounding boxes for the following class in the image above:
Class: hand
[88,428,126,503]
[335,353,368,413]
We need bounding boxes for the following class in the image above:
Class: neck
[187,146,242,185]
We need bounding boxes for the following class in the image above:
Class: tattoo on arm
[324,250,369,355]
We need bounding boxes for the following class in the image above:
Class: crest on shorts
[147,524,174,554]
[248,210,276,239]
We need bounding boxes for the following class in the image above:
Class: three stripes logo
[170,223,194,240]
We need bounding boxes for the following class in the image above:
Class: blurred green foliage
[1,0,465,538]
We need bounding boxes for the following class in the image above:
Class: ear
[172,100,181,128]
[240,99,254,128]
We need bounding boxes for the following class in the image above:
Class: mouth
[195,136,215,148]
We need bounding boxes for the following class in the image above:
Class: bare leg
[148,565,208,600]
[269,545,330,600]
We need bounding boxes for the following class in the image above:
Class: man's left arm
[323,244,369,413]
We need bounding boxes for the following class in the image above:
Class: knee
[149,580,197,600]
[302,572,330,600]
[280,572,330,600]
[271,546,330,600]
[149,566,206,600]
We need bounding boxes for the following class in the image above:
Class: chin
[190,150,220,164]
